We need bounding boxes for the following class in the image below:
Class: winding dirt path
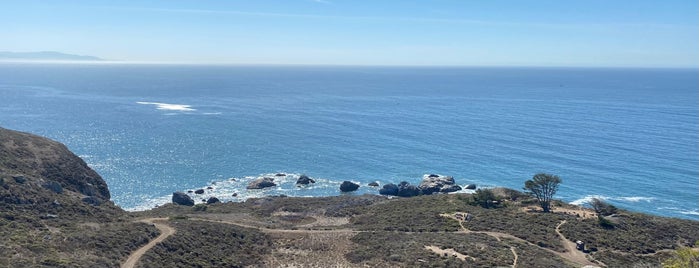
[121,218,175,268]
[555,220,599,267]
[442,213,603,268]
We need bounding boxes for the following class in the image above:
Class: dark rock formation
[397,181,421,197]
[465,184,477,190]
[247,177,276,189]
[379,182,421,197]
[419,175,461,195]
[194,189,205,194]
[368,182,379,187]
[275,173,286,177]
[42,180,63,194]
[340,181,360,192]
[206,197,221,204]
[232,193,238,197]
[379,183,399,195]
[296,174,315,185]
[172,191,195,206]
[206,186,213,190]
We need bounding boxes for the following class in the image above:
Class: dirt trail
[442,213,602,268]
[189,217,359,234]
[121,218,175,268]
[555,220,599,267]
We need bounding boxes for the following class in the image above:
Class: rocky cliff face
[0,127,110,202]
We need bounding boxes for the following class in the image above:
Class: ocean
[0,64,697,220]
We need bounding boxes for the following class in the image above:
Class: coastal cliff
[1,127,697,267]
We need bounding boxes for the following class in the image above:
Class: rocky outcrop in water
[379,181,422,197]
[340,181,360,192]
[418,175,461,194]
[296,174,315,185]
[247,177,277,189]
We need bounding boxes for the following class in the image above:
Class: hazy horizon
[2,0,698,68]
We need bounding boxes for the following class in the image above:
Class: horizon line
[0,59,697,70]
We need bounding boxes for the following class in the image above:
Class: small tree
[472,189,500,208]
[523,173,561,212]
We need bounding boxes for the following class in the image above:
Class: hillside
[1,127,698,267]
[0,51,103,61]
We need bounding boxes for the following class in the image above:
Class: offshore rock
[296,174,315,185]
[247,177,276,189]
[340,181,360,192]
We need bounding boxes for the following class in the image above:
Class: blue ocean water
[0,64,697,220]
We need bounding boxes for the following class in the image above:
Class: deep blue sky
[2,0,697,67]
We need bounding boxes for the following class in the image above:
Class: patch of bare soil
[424,245,475,262]
[263,231,358,267]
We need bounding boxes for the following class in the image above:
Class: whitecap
[136,101,196,111]
[569,194,655,206]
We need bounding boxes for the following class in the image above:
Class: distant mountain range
[0,51,104,61]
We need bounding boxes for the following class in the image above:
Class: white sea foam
[136,101,196,111]
[570,195,655,206]
[123,173,351,211]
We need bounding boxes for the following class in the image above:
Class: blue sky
[2,0,697,67]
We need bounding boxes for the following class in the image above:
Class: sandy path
[121,218,175,268]
[425,245,475,261]
[555,220,599,267]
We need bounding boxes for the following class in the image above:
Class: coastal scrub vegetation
[137,219,272,267]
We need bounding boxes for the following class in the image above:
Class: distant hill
[0,51,103,61]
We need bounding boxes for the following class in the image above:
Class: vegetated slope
[3,127,698,267]
[0,127,157,267]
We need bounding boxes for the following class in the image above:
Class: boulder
[206,186,213,190]
[379,183,399,196]
[232,193,238,197]
[379,182,421,197]
[465,184,477,190]
[340,181,360,192]
[42,180,63,194]
[247,177,276,189]
[206,197,221,204]
[419,175,460,195]
[368,182,379,187]
[172,192,195,206]
[296,174,315,185]
[275,173,286,177]
[194,189,205,194]
[397,181,421,197]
